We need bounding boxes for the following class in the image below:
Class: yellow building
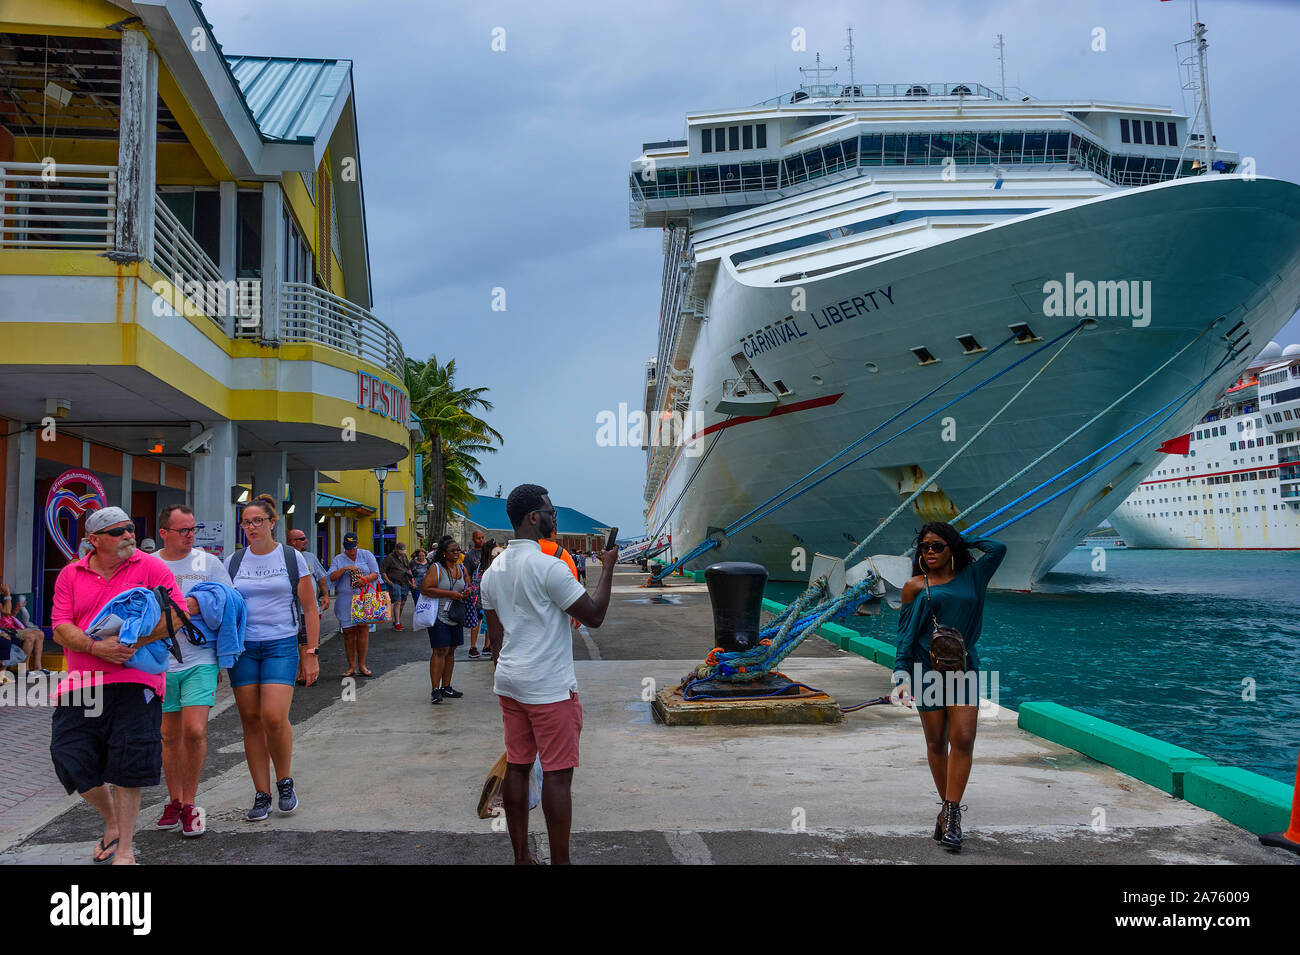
[0,0,416,621]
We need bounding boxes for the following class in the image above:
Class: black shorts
[50,682,163,794]
[427,620,464,649]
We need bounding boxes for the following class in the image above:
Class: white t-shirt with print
[480,539,587,705]
[225,546,311,643]
[159,549,232,671]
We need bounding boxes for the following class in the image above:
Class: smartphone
[604,527,619,551]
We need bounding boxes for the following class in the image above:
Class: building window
[702,129,712,154]
[1167,121,1178,144]
[1155,121,1167,146]
[728,126,740,151]
[756,123,767,148]
[1143,120,1155,144]
[715,128,725,152]
[743,125,753,149]
[1120,118,1130,143]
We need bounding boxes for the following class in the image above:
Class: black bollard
[704,561,768,652]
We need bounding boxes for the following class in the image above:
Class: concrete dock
[1,567,1292,865]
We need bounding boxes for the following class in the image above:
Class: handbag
[349,580,391,623]
[438,564,468,626]
[923,573,967,672]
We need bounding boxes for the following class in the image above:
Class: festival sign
[45,469,108,560]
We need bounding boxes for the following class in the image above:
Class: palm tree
[405,355,502,542]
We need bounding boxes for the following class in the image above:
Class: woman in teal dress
[894,521,1006,853]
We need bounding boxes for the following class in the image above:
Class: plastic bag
[412,594,438,630]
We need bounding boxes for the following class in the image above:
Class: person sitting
[1,583,47,676]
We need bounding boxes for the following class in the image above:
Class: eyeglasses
[165,526,197,536]
[530,508,557,518]
[917,541,949,554]
[240,517,268,528]
[93,525,134,538]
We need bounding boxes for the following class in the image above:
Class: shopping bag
[477,752,544,819]
[349,581,391,623]
[412,594,438,630]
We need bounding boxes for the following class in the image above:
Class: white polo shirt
[480,539,587,705]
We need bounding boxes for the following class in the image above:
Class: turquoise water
[768,549,1300,784]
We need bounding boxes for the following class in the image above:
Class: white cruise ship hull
[649,176,1300,588]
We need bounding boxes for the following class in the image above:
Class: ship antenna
[995,33,1006,99]
[1174,0,1216,176]
[1193,1,1216,174]
[799,52,837,92]
[844,25,857,97]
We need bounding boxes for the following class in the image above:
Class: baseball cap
[343,533,359,548]
[85,506,132,534]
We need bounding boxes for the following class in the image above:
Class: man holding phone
[479,485,618,865]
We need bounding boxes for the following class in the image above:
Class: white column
[260,181,283,341]
[5,426,37,595]
[120,453,133,511]
[252,450,287,542]
[191,421,237,559]
[288,468,317,535]
[111,29,158,262]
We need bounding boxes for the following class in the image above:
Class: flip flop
[358,668,373,676]
[93,837,119,864]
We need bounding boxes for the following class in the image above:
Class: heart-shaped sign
[45,470,108,561]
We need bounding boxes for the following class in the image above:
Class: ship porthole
[864,362,879,373]
[811,374,823,385]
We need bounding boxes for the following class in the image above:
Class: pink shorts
[498,692,583,772]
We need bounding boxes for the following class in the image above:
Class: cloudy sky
[204,0,1300,534]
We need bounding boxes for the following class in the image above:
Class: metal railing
[756,82,1006,106]
[0,162,116,249]
[276,281,406,376]
[152,199,227,329]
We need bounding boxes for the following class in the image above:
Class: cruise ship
[1107,342,1300,548]
[628,59,1300,589]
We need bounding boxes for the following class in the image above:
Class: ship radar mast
[1175,0,1217,176]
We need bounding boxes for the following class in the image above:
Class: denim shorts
[389,583,410,602]
[427,619,464,649]
[228,636,300,688]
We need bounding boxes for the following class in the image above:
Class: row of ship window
[639,130,1231,200]
[1259,366,1300,387]
[700,123,769,153]
[1139,480,1280,502]
[1119,118,1179,147]
[1143,506,1287,518]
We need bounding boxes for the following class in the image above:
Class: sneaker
[440,685,464,699]
[467,648,480,658]
[276,777,299,814]
[246,791,272,822]
[180,804,206,838]
[155,798,183,831]
[430,687,443,704]
[394,622,404,631]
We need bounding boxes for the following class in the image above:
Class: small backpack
[923,573,968,672]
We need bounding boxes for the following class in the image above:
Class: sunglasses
[917,541,949,554]
[94,526,134,538]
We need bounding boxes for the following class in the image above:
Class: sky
[202,0,1300,534]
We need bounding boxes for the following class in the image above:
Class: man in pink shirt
[50,506,185,866]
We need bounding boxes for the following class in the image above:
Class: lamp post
[373,466,389,554]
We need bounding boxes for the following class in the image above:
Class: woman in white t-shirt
[224,494,320,823]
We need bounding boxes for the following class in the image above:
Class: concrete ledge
[1183,765,1294,835]
[1018,701,1217,797]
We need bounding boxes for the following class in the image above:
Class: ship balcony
[0,162,404,377]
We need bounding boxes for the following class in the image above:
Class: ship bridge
[630,80,1238,229]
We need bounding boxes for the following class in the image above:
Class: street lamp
[373,466,389,553]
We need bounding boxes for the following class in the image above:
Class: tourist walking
[381,541,413,631]
[48,506,186,864]
[288,528,330,685]
[225,495,320,821]
[328,533,381,677]
[154,504,232,838]
[466,532,491,658]
[893,521,1006,853]
[480,484,617,865]
[410,548,430,592]
[420,536,469,702]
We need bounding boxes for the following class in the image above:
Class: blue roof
[224,55,351,143]
[317,491,374,513]
[457,495,611,536]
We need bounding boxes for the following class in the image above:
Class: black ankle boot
[940,800,964,852]
[934,803,945,842]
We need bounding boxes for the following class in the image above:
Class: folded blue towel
[87,587,169,675]
[188,582,247,668]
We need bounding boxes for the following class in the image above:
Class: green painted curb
[1182,766,1293,835]
[845,634,897,668]
[691,570,707,583]
[1017,701,1216,797]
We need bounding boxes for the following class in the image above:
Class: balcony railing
[152,199,228,330]
[275,282,406,377]
[0,162,116,249]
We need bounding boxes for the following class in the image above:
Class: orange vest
[539,539,579,580]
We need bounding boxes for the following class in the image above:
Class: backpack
[229,543,306,644]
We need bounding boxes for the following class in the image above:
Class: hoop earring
[950,554,955,572]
